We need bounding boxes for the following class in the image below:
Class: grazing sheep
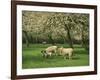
[41,46,57,58]
[58,47,73,59]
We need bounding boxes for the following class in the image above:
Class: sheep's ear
[41,50,44,53]
[41,50,46,53]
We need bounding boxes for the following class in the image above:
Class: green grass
[22,44,89,69]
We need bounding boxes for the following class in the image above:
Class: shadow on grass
[22,54,44,64]
[74,49,88,54]
[22,50,85,64]
[72,57,80,60]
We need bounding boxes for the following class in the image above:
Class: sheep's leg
[69,53,72,60]
[48,52,52,58]
[46,54,49,58]
[59,50,62,56]
[49,53,52,57]
[54,50,57,56]
[63,54,67,60]
[45,54,47,58]
[55,50,56,53]
[42,53,46,58]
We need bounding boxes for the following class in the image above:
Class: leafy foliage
[22,11,89,49]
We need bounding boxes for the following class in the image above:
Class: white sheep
[58,47,73,59]
[41,46,57,58]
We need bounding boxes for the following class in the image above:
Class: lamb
[58,47,73,59]
[41,46,57,58]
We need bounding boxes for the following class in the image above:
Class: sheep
[41,46,57,58]
[58,47,73,59]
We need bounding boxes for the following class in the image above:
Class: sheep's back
[62,48,73,54]
[46,46,57,52]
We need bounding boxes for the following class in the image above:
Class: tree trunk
[81,30,84,47]
[48,34,55,45]
[23,31,29,47]
[59,34,66,44]
[81,30,89,51]
[64,24,73,48]
[35,36,38,43]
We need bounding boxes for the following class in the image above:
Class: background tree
[22,11,89,50]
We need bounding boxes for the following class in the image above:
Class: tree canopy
[22,11,89,49]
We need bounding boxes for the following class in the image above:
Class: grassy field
[22,44,89,69]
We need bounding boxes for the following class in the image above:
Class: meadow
[22,44,89,69]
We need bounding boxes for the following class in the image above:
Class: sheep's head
[57,46,64,55]
[41,50,48,58]
[41,50,46,53]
